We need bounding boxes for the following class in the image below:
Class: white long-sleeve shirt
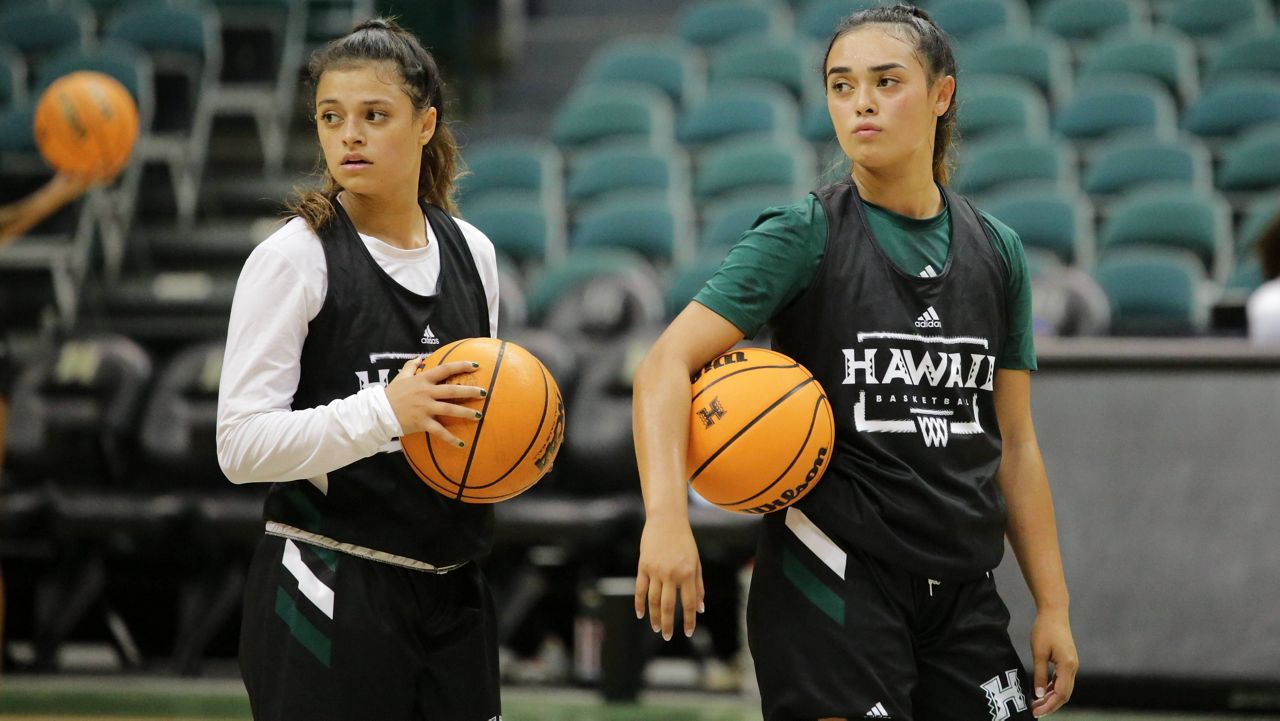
[216,212,500,485]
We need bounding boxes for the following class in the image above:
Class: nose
[855,85,877,116]
[342,118,364,147]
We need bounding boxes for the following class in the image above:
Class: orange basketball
[687,348,834,514]
[402,337,565,503]
[34,71,139,179]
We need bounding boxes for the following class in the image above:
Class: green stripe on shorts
[274,586,332,667]
[782,546,845,625]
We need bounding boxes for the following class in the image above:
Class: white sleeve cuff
[369,384,406,439]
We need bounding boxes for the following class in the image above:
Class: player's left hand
[1029,607,1078,717]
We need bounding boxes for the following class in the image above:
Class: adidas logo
[914,306,941,329]
[419,325,440,346]
[865,701,891,718]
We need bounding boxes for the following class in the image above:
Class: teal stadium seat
[1225,258,1263,295]
[566,143,690,204]
[930,0,1030,43]
[677,85,799,146]
[570,194,694,265]
[957,75,1050,141]
[1205,31,1280,85]
[581,36,704,108]
[676,0,788,48]
[551,85,675,149]
[1054,75,1177,140]
[958,32,1072,107]
[985,186,1096,266]
[1076,30,1199,106]
[1083,134,1212,195]
[1092,248,1207,335]
[457,138,564,205]
[0,3,91,73]
[1217,123,1280,192]
[1038,0,1147,41]
[709,37,812,100]
[524,248,654,324]
[664,257,724,320]
[1099,187,1232,277]
[1238,196,1280,259]
[693,136,817,201]
[796,0,883,42]
[0,44,24,109]
[462,196,566,266]
[801,94,836,144]
[952,137,1076,196]
[1182,77,1280,137]
[1164,0,1273,41]
[700,191,794,250]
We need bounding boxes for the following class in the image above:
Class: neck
[850,159,943,219]
[338,188,426,249]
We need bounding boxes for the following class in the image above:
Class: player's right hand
[635,514,705,641]
[385,357,487,447]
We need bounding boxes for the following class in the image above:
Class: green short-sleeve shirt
[693,193,1038,370]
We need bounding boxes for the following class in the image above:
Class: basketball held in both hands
[402,337,565,503]
[34,71,140,180]
[687,348,834,514]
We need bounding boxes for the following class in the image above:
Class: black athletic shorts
[240,534,501,721]
[748,508,1033,721]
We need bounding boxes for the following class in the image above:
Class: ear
[418,106,438,147]
[933,75,956,117]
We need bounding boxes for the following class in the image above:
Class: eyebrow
[825,62,907,77]
[316,98,395,107]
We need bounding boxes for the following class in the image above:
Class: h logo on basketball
[981,670,1028,721]
[697,398,727,428]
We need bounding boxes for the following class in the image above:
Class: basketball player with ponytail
[217,19,503,720]
[634,6,1076,719]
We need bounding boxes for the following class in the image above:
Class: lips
[341,153,371,166]
[854,123,882,135]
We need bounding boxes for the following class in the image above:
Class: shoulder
[240,216,326,281]
[972,206,1027,276]
[754,195,826,234]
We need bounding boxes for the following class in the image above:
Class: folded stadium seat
[1053,75,1178,141]
[578,35,705,109]
[1162,0,1274,43]
[957,31,1073,108]
[457,137,564,209]
[462,194,567,268]
[663,254,726,320]
[1203,31,1280,85]
[135,220,266,276]
[133,340,263,674]
[78,271,237,360]
[105,2,222,229]
[1223,257,1263,297]
[676,84,800,147]
[1076,29,1200,107]
[1,43,155,330]
[675,0,791,49]
[929,0,1032,44]
[497,263,529,334]
[1182,76,1280,139]
[303,0,374,51]
[984,185,1097,267]
[570,192,696,266]
[693,135,818,203]
[3,334,188,669]
[801,93,836,146]
[205,0,306,177]
[796,0,884,42]
[0,2,91,81]
[1216,122,1280,196]
[1092,247,1210,334]
[1036,0,1149,43]
[1235,194,1280,267]
[1098,186,1233,279]
[0,43,25,109]
[700,190,797,251]
[525,248,666,346]
[956,75,1050,142]
[550,84,676,151]
[565,142,691,206]
[951,136,1077,197]
[709,37,815,102]
[1029,257,1114,335]
[1082,133,1213,199]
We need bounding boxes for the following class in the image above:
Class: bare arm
[993,368,1077,717]
[633,302,744,640]
[0,173,96,246]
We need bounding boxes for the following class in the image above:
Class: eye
[830,80,852,93]
[878,77,899,87]
[319,111,340,124]
[367,110,387,121]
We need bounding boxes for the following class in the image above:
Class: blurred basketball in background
[687,348,833,514]
[34,71,139,179]
[402,337,565,503]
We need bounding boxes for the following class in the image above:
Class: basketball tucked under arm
[633,302,744,640]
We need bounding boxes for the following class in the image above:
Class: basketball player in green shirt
[633,6,1077,720]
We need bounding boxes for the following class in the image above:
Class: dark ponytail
[821,4,959,185]
[288,17,461,231]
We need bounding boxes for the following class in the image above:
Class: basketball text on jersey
[981,669,1028,721]
[841,328,994,448]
